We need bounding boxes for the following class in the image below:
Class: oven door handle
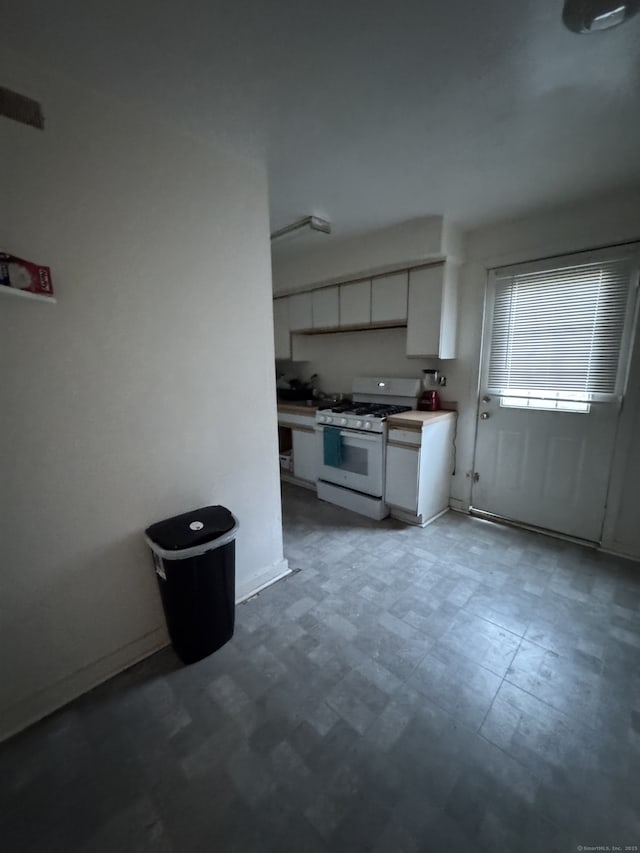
[314,426,382,443]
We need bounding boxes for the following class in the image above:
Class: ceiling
[3,0,640,245]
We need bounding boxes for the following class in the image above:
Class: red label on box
[0,252,54,296]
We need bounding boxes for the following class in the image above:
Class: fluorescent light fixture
[563,0,640,32]
[270,216,332,242]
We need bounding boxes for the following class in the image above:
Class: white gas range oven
[315,377,421,520]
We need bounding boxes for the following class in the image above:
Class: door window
[486,251,638,410]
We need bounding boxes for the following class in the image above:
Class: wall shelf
[0,286,56,304]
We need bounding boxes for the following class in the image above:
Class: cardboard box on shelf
[0,252,54,297]
[279,451,292,472]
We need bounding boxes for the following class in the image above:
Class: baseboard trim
[236,559,291,603]
[390,506,449,528]
[280,474,316,492]
[598,545,640,564]
[469,507,598,548]
[1,558,292,743]
[0,627,168,744]
[449,498,470,513]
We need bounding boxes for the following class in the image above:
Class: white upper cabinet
[340,280,371,327]
[289,292,313,331]
[312,286,340,329]
[371,272,408,323]
[406,262,459,358]
[273,261,459,358]
[273,297,290,360]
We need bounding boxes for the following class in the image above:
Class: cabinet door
[371,272,408,323]
[292,429,319,484]
[273,297,291,360]
[385,444,419,512]
[340,280,371,326]
[312,286,340,329]
[289,292,313,331]
[406,263,458,358]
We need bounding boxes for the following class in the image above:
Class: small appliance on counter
[418,390,441,411]
[418,369,441,410]
[276,372,320,402]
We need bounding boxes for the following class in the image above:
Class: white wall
[0,50,286,740]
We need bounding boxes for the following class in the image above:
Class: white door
[473,396,620,540]
[472,248,638,542]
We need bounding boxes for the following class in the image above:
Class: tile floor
[1,482,640,852]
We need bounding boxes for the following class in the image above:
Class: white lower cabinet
[385,415,456,526]
[292,429,319,484]
[385,445,419,513]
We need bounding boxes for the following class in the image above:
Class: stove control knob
[325,416,333,424]
[364,421,372,430]
[356,420,363,428]
[340,418,348,426]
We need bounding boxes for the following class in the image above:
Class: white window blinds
[487,253,637,401]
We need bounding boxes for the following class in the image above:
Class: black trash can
[145,506,239,665]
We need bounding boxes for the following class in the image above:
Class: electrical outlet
[438,376,447,387]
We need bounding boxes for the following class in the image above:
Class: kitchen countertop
[277,401,318,416]
[386,409,456,428]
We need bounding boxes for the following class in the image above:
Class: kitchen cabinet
[312,286,340,329]
[271,259,459,353]
[289,292,313,331]
[277,407,318,490]
[385,444,419,513]
[340,280,371,327]
[406,262,459,358]
[292,428,319,484]
[371,272,408,323]
[384,413,456,526]
[273,297,291,360]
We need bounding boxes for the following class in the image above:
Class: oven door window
[327,442,369,475]
[318,428,384,497]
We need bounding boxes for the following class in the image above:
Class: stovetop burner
[321,403,412,417]
[316,378,420,434]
